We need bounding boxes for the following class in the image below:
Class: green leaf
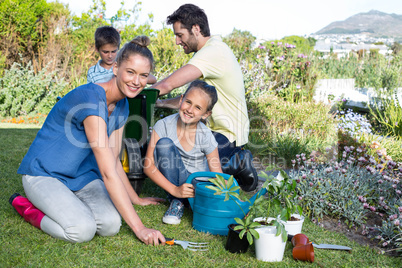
[234,217,244,225]
[229,186,240,192]
[229,192,241,200]
[246,232,254,245]
[239,229,246,239]
[227,175,234,188]
[249,228,260,239]
[249,222,261,228]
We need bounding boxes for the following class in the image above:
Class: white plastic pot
[280,214,305,236]
[254,227,286,262]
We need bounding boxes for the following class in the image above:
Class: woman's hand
[136,197,165,206]
[135,227,165,245]
[173,183,195,198]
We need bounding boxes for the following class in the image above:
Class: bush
[246,40,317,102]
[247,94,337,166]
[369,95,402,138]
[0,0,70,71]
[223,28,256,61]
[290,145,401,252]
[0,61,67,117]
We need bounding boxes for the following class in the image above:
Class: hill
[315,10,402,37]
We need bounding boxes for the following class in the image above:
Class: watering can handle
[185,171,238,185]
[186,172,239,210]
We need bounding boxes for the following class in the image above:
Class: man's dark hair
[94,26,121,50]
[167,4,210,37]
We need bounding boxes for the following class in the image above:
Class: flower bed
[290,144,401,253]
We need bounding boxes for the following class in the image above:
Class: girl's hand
[174,183,195,198]
[136,197,166,206]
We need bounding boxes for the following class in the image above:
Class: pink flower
[309,182,313,187]
[370,206,376,212]
[394,219,400,226]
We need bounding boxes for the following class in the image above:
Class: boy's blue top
[17,83,129,191]
[87,60,115,83]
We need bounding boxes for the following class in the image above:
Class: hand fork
[165,238,208,251]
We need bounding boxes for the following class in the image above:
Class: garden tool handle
[165,237,174,245]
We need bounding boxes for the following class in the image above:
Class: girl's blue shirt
[17,83,129,191]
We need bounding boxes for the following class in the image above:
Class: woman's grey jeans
[22,175,121,243]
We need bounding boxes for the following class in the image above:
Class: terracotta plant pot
[292,243,315,263]
[291,233,310,247]
[225,224,249,253]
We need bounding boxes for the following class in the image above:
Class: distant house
[314,39,392,58]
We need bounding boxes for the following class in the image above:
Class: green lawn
[1,123,401,267]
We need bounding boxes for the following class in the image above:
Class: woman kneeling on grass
[10,36,165,245]
[144,80,223,225]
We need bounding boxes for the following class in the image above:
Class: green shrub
[290,145,402,251]
[369,97,402,138]
[0,0,70,70]
[223,28,256,61]
[0,61,67,117]
[247,94,337,165]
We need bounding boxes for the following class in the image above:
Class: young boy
[87,26,121,84]
[87,26,157,84]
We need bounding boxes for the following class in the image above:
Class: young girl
[144,80,222,224]
[11,36,165,245]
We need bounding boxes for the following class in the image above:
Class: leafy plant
[0,61,67,117]
[206,167,303,244]
[206,175,261,245]
[290,145,402,251]
[255,167,303,221]
[369,95,402,138]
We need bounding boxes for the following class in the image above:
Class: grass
[1,123,401,267]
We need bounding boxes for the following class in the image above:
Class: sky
[56,0,402,40]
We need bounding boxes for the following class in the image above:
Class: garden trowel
[311,242,352,251]
[288,234,352,251]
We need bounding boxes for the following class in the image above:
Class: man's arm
[153,64,202,96]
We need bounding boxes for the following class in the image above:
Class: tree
[223,28,256,61]
[0,0,69,69]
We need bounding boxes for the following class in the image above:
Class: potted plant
[255,168,304,236]
[207,165,303,261]
[206,175,262,253]
[250,167,303,261]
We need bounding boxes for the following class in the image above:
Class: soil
[289,216,301,221]
[256,220,274,226]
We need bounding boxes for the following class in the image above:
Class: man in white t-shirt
[153,4,258,191]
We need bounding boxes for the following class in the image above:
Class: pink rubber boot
[9,193,45,229]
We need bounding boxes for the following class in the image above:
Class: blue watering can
[186,171,267,236]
